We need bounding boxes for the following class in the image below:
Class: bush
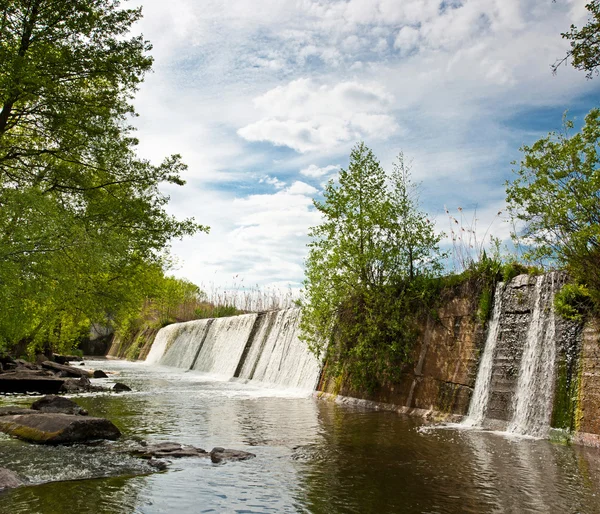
[554,283,594,321]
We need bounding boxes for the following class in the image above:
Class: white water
[237,309,322,390]
[145,323,181,365]
[191,314,258,376]
[462,282,505,427]
[161,319,212,369]
[508,273,558,438]
[147,308,321,391]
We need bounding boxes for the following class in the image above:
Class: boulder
[31,395,88,416]
[93,370,108,378]
[0,468,23,491]
[0,407,42,417]
[130,442,207,459]
[210,447,256,463]
[14,359,38,371]
[113,383,131,392]
[0,413,120,443]
[0,374,64,394]
[60,376,98,393]
[41,361,91,378]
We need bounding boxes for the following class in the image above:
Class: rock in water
[0,374,64,394]
[93,370,108,378]
[41,361,91,378]
[130,442,207,459]
[31,395,88,416]
[210,447,256,463]
[113,383,131,392]
[0,468,23,491]
[0,413,120,443]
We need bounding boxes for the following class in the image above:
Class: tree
[0,1,206,353]
[553,1,600,78]
[506,109,600,307]
[300,143,443,390]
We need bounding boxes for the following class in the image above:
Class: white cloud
[394,26,420,52]
[125,0,598,289]
[300,164,340,178]
[238,78,400,152]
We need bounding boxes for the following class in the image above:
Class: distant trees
[301,143,444,390]
[0,1,206,354]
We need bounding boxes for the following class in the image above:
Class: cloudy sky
[129,0,599,292]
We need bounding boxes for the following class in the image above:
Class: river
[1,359,599,513]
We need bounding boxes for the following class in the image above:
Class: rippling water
[1,359,600,513]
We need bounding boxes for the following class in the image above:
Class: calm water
[1,359,600,513]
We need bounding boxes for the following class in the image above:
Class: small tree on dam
[300,142,445,391]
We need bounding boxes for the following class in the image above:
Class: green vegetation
[300,143,445,391]
[506,110,600,315]
[0,1,206,355]
[554,1,600,78]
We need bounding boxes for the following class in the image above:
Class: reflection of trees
[0,475,146,514]
[295,402,600,513]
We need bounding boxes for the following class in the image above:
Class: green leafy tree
[301,143,444,390]
[506,109,600,308]
[0,1,207,354]
[553,1,600,78]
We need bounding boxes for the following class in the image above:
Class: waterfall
[145,323,181,365]
[463,272,561,438]
[462,282,505,427]
[146,308,322,391]
[507,273,558,437]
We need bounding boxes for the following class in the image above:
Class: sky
[128,0,599,293]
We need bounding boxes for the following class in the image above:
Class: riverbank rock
[0,407,43,416]
[131,442,207,459]
[0,374,64,394]
[0,468,23,491]
[31,395,88,416]
[210,447,256,463]
[41,361,91,378]
[0,413,120,443]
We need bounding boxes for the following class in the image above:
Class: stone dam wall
[115,273,600,444]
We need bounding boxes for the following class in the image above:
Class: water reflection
[1,360,600,513]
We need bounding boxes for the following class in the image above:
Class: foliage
[0,1,206,353]
[301,143,445,391]
[194,304,241,319]
[554,1,600,78]
[506,110,600,310]
[554,283,594,322]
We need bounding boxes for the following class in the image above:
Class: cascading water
[462,282,505,427]
[463,272,561,438]
[507,273,558,437]
[146,308,322,391]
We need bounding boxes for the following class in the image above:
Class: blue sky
[129,0,599,291]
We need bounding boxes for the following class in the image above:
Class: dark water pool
[1,360,600,513]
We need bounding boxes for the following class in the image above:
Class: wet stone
[131,442,207,459]
[31,395,88,416]
[210,447,256,463]
[0,468,23,491]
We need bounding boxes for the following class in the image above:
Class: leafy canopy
[554,1,600,78]
[506,110,600,308]
[0,1,206,353]
[301,143,444,390]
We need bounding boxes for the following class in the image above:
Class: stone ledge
[314,391,465,423]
